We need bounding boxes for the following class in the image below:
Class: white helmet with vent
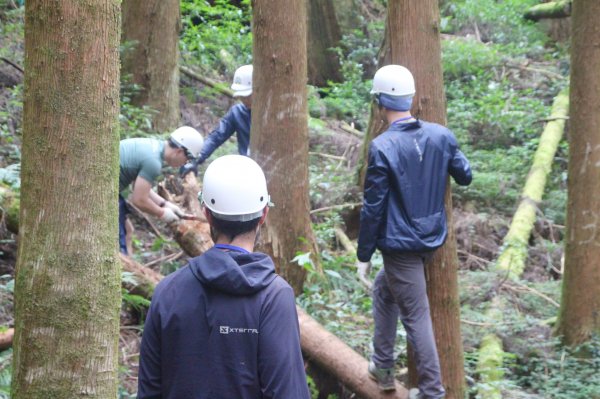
[200,155,270,221]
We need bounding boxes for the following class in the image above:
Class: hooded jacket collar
[189,247,277,296]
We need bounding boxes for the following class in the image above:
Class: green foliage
[180,0,252,74]
[441,0,548,55]
[0,163,20,190]
[320,26,382,130]
[515,337,600,399]
[0,349,12,398]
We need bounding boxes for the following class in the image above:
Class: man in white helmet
[180,64,253,177]
[118,126,203,254]
[356,65,472,398]
[138,155,311,398]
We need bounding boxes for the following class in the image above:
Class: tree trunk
[385,1,466,397]
[524,0,572,21]
[307,0,342,87]
[251,0,319,294]
[121,0,180,132]
[11,1,121,397]
[556,0,600,346]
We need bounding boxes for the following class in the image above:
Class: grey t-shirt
[119,138,164,193]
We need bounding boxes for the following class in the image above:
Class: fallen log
[524,0,571,21]
[158,173,214,257]
[298,307,409,399]
[180,65,234,98]
[0,328,14,351]
[477,89,569,399]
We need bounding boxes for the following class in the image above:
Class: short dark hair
[209,211,261,241]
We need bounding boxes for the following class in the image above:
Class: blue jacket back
[357,120,472,261]
[138,248,310,399]
[198,103,251,164]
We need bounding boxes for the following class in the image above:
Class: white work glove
[356,261,372,279]
[164,201,185,217]
[356,260,373,290]
[160,207,180,224]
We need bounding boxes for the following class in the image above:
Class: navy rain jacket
[198,103,251,164]
[357,120,472,262]
[137,247,310,399]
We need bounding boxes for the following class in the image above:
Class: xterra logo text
[220,326,259,334]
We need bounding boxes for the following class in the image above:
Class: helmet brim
[232,88,252,97]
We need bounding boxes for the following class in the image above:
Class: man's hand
[356,260,373,290]
[164,201,185,217]
[160,207,180,223]
[180,160,200,177]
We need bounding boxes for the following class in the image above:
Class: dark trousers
[371,252,445,399]
[118,195,129,255]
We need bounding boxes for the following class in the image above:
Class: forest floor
[0,4,587,398]
[0,65,567,397]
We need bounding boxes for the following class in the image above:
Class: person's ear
[259,207,269,225]
[203,207,212,224]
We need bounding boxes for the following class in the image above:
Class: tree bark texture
[251,0,319,294]
[496,90,569,278]
[524,0,572,21]
[121,0,180,132]
[307,0,342,87]
[556,0,600,346]
[12,1,121,398]
[385,1,466,397]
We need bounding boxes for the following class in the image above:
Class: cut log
[524,0,571,21]
[159,173,214,257]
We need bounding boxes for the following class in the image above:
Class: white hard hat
[170,126,204,159]
[370,64,415,97]
[201,155,270,221]
[231,64,253,97]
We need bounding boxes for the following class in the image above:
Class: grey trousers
[371,252,445,399]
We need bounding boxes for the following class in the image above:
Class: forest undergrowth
[0,0,598,398]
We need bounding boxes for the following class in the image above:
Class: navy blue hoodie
[137,247,310,399]
[357,120,472,262]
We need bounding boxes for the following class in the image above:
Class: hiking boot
[367,361,396,391]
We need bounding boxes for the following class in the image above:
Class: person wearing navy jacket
[180,64,253,177]
[138,155,310,399]
[356,65,472,399]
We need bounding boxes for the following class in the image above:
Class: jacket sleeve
[258,282,311,399]
[137,297,162,399]
[357,144,390,262]
[447,134,472,186]
[197,107,237,164]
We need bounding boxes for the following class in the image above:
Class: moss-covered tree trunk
[251,0,319,294]
[121,0,180,132]
[11,1,121,398]
[556,0,600,346]
[385,1,466,397]
[307,0,342,87]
